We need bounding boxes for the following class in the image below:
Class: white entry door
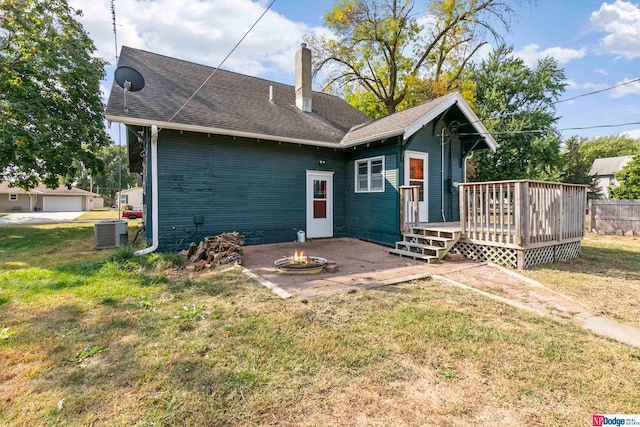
[306,170,333,238]
[404,151,428,223]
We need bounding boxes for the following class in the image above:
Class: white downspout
[136,125,159,255]
[441,128,446,222]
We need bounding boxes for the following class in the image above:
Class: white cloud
[590,0,640,59]
[611,77,640,97]
[69,0,325,79]
[594,68,608,75]
[622,129,640,139]
[514,44,587,67]
[582,82,608,90]
[566,79,578,89]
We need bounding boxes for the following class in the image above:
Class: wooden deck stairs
[389,226,461,263]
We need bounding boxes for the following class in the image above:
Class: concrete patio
[241,237,478,299]
[241,237,640,349]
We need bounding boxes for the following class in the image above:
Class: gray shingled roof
[341,92,497,150]
[590,156,634,176]
[342,94,456,145]
[0,182,100,196]
[105,47,371,145]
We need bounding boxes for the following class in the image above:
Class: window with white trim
[355,156,385,193]
[9,194,18,201]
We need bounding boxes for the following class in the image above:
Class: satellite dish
[115,66,145,91]
[114,66,145,111]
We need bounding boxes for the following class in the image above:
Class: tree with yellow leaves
[307,0,522,118]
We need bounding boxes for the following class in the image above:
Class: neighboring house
[0,182,103,212]
[590,155,633,198]
[105,45,496,251]
[118,187,143,210]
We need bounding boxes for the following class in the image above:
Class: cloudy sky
[69,0,640,142]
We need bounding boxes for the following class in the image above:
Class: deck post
[413,186,419,225]
[556,186,563,241]
[399,185,419,234]
[521,181,530,246]
[459,183,467,237]
[517,249,525,269]
[514,181,522,245]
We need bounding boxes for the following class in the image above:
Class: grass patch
[524,233,640,327]
[1,225,639,425]
[76,210,120,221]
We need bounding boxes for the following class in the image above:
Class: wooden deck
[399,180,588,269]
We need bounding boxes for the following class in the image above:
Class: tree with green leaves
[307,0,519,118]
[75,145,138,207]
[469,45,567,182]
[609,155,640,200]
[0,0,110,190]
[560,135,602,199]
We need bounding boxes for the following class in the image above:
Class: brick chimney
[295,43,312,112]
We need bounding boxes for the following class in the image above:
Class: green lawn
[76,209,121,221]
[1,224,639,426]
[524,233,640,328]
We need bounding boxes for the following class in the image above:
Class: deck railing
[459,180,587,248]
[399,185,420,233]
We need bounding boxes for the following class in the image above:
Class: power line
[476,77,640,124]
[554,78,640,104]
[458,120,640,137]
[155,0,277,135]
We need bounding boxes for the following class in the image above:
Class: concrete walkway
[434,263,640,349]
[0,211,83,224]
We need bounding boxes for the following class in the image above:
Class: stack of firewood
[185,232,244,271]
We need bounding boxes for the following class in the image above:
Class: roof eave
[403,92,497,151]
[337,93,498,151]
[105,115,342,149]
[339,129,404,148]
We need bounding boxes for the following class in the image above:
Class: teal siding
[153,130,345,251]
[345,142,400,246]
[135,116,469,252]
[403,122,463,223]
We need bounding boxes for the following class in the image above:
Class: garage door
[43,196,83,212]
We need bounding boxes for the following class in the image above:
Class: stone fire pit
[274,250,328,274]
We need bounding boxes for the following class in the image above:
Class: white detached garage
[43,195,84,212]
[0,182,104,212]
[35,186,103,212]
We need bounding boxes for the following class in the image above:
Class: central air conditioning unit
[95,220,129,249]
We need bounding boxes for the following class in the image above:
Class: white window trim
[9,194,18,201]
[354,155,385,193]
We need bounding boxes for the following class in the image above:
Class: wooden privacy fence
[589,199,640,235]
